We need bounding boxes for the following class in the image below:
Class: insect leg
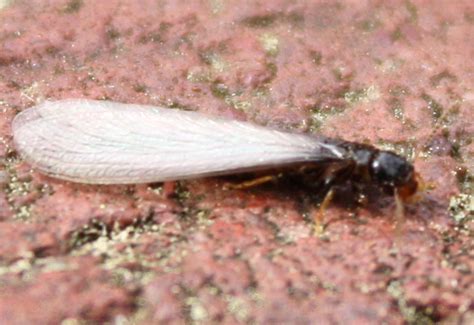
[308,161,354,234]
[313,187,335,234]
[223,174,280,190]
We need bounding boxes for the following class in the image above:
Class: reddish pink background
[0,1,472,323]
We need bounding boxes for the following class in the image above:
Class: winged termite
[12,99,420,229]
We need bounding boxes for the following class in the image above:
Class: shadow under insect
[12,99,421,233]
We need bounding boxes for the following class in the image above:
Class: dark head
[369,151,418,199]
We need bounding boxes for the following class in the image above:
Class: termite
[12,99,420,230]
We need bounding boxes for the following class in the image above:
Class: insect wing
[13,99,344,184]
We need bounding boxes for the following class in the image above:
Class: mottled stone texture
[0,0,473,324]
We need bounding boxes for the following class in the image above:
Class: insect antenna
[394,188,405,242]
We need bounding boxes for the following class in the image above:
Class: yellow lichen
[259,33,280,56]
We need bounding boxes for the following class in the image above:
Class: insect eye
[371,152,414,186]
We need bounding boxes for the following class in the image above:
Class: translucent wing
[12,99,344,184]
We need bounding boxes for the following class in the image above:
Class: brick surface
[0,0,472,323]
